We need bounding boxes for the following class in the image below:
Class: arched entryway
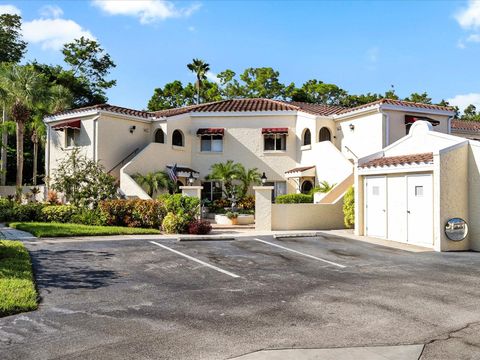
[301,180,314,194]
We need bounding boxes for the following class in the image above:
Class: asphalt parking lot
[1,234,480,359]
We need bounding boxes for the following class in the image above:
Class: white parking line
[253,238,346,268]
[149,241,240,278]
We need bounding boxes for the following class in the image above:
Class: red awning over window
[52,119,81,130]
[196,128,224,135]
[405,115,440,126]
[262,127,288,134]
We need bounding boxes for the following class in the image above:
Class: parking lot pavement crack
[423,321,480,346]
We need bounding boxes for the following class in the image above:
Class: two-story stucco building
[44,98,455,202]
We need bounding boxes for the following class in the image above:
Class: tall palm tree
[187,58,210,105]
[206,160,242,199]
[0,83,9,186]
[29,84,72,185]
[133,171,172,198]
[0,65,47,186]
[236,164,261,198]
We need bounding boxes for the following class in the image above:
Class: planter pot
[231,218,239,225]
[214,214,254,225]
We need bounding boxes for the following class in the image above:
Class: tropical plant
[343,186,354,228]
[275,193,313,204]
[187,58,210,104]
[312,180,336,194]
[0,64,48,186]
[206,160,242,199]
[236,164,261,198]
[133,171,172,198]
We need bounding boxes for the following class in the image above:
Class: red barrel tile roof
[451,119,480,132]
[48,104,152,119]
[339,99,454,115]
[359,152,434,168]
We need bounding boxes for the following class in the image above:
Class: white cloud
[455,0,480,30]
[39,5,64,18]
[447,93,480,113]
[23,18,95,50]
[92,0,201,24]
[0,4,21,15]
[206,71,219,83]
[467,33,480,42]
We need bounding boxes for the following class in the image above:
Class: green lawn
[0,240,38,317]
[10,222,161,238]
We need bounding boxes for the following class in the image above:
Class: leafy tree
[404,92,432,104]
[239,67,293,99]
[187,58,210,104]
[295,79,348,105]
[206,160,242,199]
[51,147,118,207]
[0,14,27,64]
[133,171,172,197]
[0,64,47,186]
[341,92,382,107]
[62,37,116,103]
[461,104,480,121]
[236,164,261,198]
[343,186,354,228]
[217,69,243,99]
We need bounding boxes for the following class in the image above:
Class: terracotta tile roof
[339,99,454,115]
[283,101,346,116]
[285,165,315,174]
[48,104,152,119]
[451,119,480,132]
[359,152,434,169]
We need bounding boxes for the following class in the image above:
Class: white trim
[358,164,434,175]
[45,109,152,124]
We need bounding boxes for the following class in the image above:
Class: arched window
[301,180,314,194]
[303,129,311,146]
[154,129,165,143]
[172,130,184,147]
[319,127,331,142]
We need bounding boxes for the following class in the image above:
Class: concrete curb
[177,235,236,242]
[273,232,324,239]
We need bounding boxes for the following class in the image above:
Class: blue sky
[1,0,480,112]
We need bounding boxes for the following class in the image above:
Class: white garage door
[365,174,433,247]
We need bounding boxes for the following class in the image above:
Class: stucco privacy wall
[467,142,480,251]
[437,145,469,251]
[271,197,345,230]
[189,114,298,193]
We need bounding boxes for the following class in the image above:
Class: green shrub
[275,193,313,204]
[99,199,165,228]
[71,208,108,226]
[0,198,15,222]
[208,198,231,213]
[162,194,199,219]
[12,203,46,222]
[343,186,354,228]
[41,205,77,223]
[162,212,190,234]
[238,195,255,210]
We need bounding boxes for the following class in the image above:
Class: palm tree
[206,160,242,199]
[236,164,261,198]
[0,65,47,186]
[0,83,9,186]
[187,58,210,105]
[312,180,336,194]
[133,171,172,198]
[30,85,72,185]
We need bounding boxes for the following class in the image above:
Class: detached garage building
[354,121,480,252]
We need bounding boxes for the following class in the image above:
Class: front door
[365,176,387,238]
[407,174,433,246]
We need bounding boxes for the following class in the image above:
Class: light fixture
[261,172,267,185]
[188,171,195,185]
[129,125,136,134]
[349,124,355,131]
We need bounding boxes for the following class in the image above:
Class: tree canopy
[0,14,27,64]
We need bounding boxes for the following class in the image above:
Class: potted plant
[226,211,239,225]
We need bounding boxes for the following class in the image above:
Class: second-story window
[172,129,184,147]
[201,135,223,152]
[264,133,286,151]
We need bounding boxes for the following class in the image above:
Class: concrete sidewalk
[0,224,36,240]
[232,344,424,360]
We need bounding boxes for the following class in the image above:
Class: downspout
[381,110,390,147]
[93,117,98,162]
[447,115,453,135]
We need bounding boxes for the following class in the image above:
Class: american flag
[167,164,178,183]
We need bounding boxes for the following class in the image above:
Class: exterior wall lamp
[261,172,267,185]
[349,124,355,131]
[129,125,136,134]
[188,172,195,185]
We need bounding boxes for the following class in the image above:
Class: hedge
[275,193,313,204]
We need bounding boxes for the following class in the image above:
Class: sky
[1,0,480,113]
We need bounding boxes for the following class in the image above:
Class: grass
[0,240,38,317]
[9,222,161,238]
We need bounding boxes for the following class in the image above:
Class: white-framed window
[264,134,286,151]
[65,128,79,147]
[201,181,223,201]
[265,181,287,201]
[172,129,184,147]
[201,135,223,152]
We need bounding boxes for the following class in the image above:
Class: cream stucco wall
[467,142,480,251]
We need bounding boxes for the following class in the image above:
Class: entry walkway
[233,344,424,360]
[0,224,36,240]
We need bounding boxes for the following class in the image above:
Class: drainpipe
[381,110,390,147]
[447,115,453,135]
[93,118,98,162]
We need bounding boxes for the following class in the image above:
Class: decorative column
[253,186,274,231]
[180,186,203,199]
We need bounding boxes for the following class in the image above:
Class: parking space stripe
[149,241,241,278]
[253,238,346,268]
